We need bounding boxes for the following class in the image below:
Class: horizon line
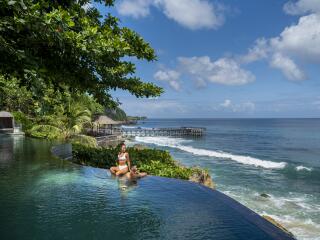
[141,117,320,119]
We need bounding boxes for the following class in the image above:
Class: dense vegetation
[0,0,162,141]
[127,116,147,121]
[72,144,206,180]
[104,107,127,121]
[0,75,102,144]
[0,0,163,107]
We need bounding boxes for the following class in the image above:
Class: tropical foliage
[1,75,101,143]
[70,134,98,148]
[0,1,162,143]
[72,144,206,180]
[28,92,102,141]
[0,0,163,107]
[0,76,37,115]
[104,107,128,121]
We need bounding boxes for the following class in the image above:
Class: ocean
[127,118,320,240]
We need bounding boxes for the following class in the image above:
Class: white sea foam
[260,212,320,240]
[296,165,313,172]
[135,136,287,169]
[122,126,154,130]
[136,136,191,146]
[221,186,320,240]
[121,125,137,129]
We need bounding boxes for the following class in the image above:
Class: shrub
[70,135,97,148]
[29,125,64,140]
[12,111,34,131]
[72,144,201,180]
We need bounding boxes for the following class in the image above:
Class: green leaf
[0,0,162,107]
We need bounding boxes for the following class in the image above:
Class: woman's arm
[126,153,131,170]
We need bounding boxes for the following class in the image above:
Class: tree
[0,0,163,107]
[105,106,127,121]
[0,76,37,114]
[30,97,93,140]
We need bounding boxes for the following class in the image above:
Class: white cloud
[117,0,152,18]
[157,0,224,30]
[154,69,181,91]
[240,12,320,81]
[270,53,306,80]
[116,0,225,30]
[219,99,255,112]
[157,12,319,84]
[284,0,320,15]
[239,38,269,64]
[121,98,187,117]
[220,99,232,108]
[270,13,320,62]
[178,56,255,86]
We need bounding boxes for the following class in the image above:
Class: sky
[97,0,320,118]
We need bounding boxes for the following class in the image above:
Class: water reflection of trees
[0,135,13,165]
[0,137,163,239]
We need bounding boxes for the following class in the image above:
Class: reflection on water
[116,174,139,200]
[0,136,295,240]
[0,135,22,164]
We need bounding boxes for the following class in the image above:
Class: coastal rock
[189,170,215,189]
[262,215,295,237]
[260,193,270,198]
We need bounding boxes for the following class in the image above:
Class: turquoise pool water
[0,136,294,240]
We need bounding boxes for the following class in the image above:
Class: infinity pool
[0,136,295,240]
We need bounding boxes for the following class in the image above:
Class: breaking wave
[135,136,287,169]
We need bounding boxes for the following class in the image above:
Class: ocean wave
[121,125,137,129]
[122,126,155,130]
[260,212,320,240]
[135,136,286,169]
[296,165,313,172]
[222,187,320,240]
[135,136,191,146]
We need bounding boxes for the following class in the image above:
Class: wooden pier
[121,127,205,137]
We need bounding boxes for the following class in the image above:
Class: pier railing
[121,127,205,137]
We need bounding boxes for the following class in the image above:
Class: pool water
[0,136,294,240]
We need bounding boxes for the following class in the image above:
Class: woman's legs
[110,166,128,176]
[115,167,129,176]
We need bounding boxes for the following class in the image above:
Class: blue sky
[97,0,320,118]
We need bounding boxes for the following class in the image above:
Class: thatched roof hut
[93,115,120,126]
[91,115,121,136]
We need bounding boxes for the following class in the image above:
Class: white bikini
[118,153,128,170]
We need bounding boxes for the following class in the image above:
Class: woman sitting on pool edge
[110,143,131,176]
